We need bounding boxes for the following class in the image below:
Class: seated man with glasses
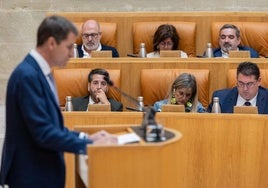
[207,62,268,113]
[77,20,119,58]
[146,24,188,58]
[212,24,259,58]
[72,68,123,111]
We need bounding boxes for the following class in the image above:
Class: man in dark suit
[77,19,119,58]
[213,24,259,58]
[0,16,117,188]
[207,62,268,113]
[72,68,123,111]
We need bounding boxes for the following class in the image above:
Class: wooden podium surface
[74,125,182,188]
[63,112,268,188]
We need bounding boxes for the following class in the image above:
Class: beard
[222,43,233,52]
[84,41,99,51]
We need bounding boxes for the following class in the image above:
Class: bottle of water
[211,97,221,113]
[65,96,74,112]
[139,43,147,58]
[137,96,144,111]
[73,43,79,58]
[205,42,214,58]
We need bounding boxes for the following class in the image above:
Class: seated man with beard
[212,24,258,58]
[72,68,123,111]
[77,19,119,58]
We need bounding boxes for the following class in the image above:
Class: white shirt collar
[29,49,51,76]
[236,93,258,106]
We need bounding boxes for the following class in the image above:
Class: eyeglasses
[159,41,174,47]
[237,81,257,88]
[82,33,100,39]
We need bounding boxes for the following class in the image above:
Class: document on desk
[117,132,141,145]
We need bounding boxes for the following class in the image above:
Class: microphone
[107,80,144,112]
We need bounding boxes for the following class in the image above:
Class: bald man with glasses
[207,61,268,113]
[77,19,119,58]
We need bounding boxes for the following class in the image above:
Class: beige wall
[1,1,268,105]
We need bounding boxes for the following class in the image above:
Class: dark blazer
[72,96,123,111]
[207,86,268,114]
[77,44,119,57]
[0,54,92,188]
[213,46,259,58]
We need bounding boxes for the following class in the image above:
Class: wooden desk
[74,125,182,188]
[63,112,268,188]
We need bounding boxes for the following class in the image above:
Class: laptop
[233,106,258,114]
[161,104,185,112]
[87,104,111,111]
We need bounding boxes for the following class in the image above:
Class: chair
[73,22,117,48]
[227,69,268,88]
[132,22,196,57]
[53,68,121,107]
[211,22,268,57]
[140,69,209,108]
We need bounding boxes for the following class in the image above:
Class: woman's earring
[170,88,176,104]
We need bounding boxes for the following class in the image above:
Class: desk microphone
[107,80,144,112]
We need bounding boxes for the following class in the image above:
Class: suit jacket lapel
[256,88,266,114]
[25,54,60,111]
[225,88,238,113]
[79,96,89,111]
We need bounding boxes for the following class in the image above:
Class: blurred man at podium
[0,16,117,188]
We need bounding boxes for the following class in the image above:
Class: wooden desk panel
[63,112,268,188]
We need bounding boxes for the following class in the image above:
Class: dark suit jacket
[207,86,268,114]
[77,44,119,57]
[72,96,123,111]
[213,46,259,58]
[0,54,92,188]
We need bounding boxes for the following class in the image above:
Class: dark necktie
[244,101,251,106]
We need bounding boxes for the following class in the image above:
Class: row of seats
[73,21,268,57]
[53,68,268,109]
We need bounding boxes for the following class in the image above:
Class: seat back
[53,68,121,106]
[74,22,117,48]
[211,22,268,57]
[132,22,196,57]
[227,69,268,88]
[140,69,209,107]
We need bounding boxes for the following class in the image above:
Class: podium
[74,124,182,188]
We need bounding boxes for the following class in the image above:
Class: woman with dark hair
[153,73,205,112]
[147,24,188,58]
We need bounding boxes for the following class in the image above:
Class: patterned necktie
[244,101,251,106]
[48,73,59,104]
